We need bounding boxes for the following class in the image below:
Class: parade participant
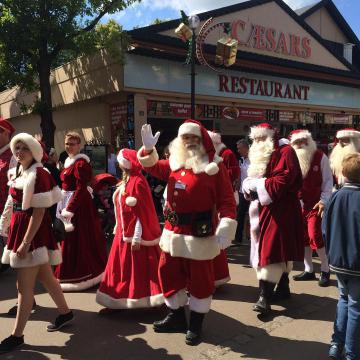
[54,132,107,291]
[138,121,237,345]
[289,130,333,287]
[329,128,360,188]
[208,131,240,286]
[96,149,163,310]
[0,133,73,354]
[242,123,303,314]
[323,153,360,360]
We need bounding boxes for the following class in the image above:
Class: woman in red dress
[96,149,163,309]
[54,132,107,291]
[0,133,73,354]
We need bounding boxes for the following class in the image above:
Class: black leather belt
[164,208,213,226]
[13,203,32,213]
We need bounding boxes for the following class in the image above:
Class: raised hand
[141,124,160,151]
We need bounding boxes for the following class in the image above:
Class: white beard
[168,137,208,173]
[330,140,360,184]
[293,139,317,178]
[248,137,274,178]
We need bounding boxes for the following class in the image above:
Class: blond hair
[342,153,360,183]
[65,132,81,144]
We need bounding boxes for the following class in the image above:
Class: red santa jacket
[113,172,161,245]
[0,145,15,214]
[255,144,304,266]
[218,145,240,187]
[138,147,237,261]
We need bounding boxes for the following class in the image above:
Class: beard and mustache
[330,140,360,184]
[293,138,317,178]
[247,137,274,178]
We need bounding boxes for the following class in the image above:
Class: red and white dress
[96,160,163,308]
[0,163,62,268]
[54,154,107,291]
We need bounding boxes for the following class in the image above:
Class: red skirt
[2,209,62,268]
[213,250,231,287]
[96,233,163,309]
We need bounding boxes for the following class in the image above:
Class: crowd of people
[0,117,359,359]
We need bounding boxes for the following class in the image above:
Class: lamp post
[188,15,200,119]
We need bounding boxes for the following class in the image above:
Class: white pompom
[125,196,137,207]
[205,162,219,176]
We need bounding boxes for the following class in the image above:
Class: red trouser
[303,208,324,250]
[158,251,215,299]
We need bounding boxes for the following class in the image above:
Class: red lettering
[302,85,310,100]
[274,82,283,98]
[283,84,293,99]
[252,25,266,50]
[293,85,302,99]
[276,32,289,55]
[264,81,274,97]
[219,75,229,92]
[302,38,312,58]
[250,79,257,95]
[255,80,265,96]
[246,25,258,48]
[265,28,276,51]
[231,20,247,46]
[290,35,302,57]
[231,76,240,93]
[239,77,248,94]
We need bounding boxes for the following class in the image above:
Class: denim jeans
[332,273,360,360]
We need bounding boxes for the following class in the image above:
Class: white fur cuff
[125,196,137,207]
[164,289,188,309]
[256,262,293,283]
[189,295,212,313]
[61,209,74,218]
[137,146,159,168]
[215,217,237,244]
[256,178,272,206]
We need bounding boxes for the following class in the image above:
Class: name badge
[175,181,186,190]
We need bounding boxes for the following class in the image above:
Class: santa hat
[0,118,15,136]
[249,123,275,140]
[117,148,142,175]
[178,119,219,175]
[289,129,313,143]
[336,128,360,139]
[207,130,222,145]
[10,133,43,163]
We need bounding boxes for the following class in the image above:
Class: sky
[103,0,359,39]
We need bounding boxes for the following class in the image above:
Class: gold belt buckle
[165,208,179,226]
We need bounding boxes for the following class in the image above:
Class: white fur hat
[178,122,202,138]
[336,128,360,139]
[289,129,313,143]
[10,133,43,163]
[249,123,275,140]
[117,149,131,169]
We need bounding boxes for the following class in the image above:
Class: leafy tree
[0,0,137,147]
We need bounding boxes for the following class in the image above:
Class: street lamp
[188,14,200,119]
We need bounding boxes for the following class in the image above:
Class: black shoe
[153,307,187,333]
[185,311,205,346]
[253,280,275,314]
[7,300,37,317]
[0,335,24,354]
[47,311,74,332]
[328,343,343,359]
[318,271,331,287]
[292,271,316,281]
[272,273,291,302]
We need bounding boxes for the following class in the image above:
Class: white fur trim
[31,186,63,208]
[7,167,16,181]
[64,153,90,169]
[117,150,131,169]
[1,245,62,268]
[249,127,275,140]
[10,133,43,162]
[0,195,13,236]
[249,200,260,268]
[96,291,164,309]
[215,276,231,287]
[164,289,188,309]
[290,130,312,143]
[205,162,219,175]
[256,178,272,206]
[256,262,293,283]
[64,222,75,232]
[137,146,159,168]
[279,138,290,146]
[60,272,104,292]
[61,209,74,218]
[125,196,137,207]
[178,123,201,138]
[336,129,360,139]
[160,228,220,260]
[215,217,238,247]
[189,295,212,313]
[123,237,160,246]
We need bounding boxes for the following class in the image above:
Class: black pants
[235,193,250,242]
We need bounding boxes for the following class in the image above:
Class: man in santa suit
[329,128,360,188]
[138,120,237,345]
[289,130,333,287]
[208,130,240,286]
[0,118,16,273]
[242,123,303,315]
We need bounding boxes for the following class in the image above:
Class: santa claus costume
[208,131,240,287]
[242,123,304,314]
[54,153,107,291]
[329,128,360,188]
[289,130,333,287]
[96,149,163,309]
[138,120,237,345]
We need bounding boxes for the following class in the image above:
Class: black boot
[185,311,205,346]
[253,280,276,314]
[153,307,187,333]
[272,273,291,302]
